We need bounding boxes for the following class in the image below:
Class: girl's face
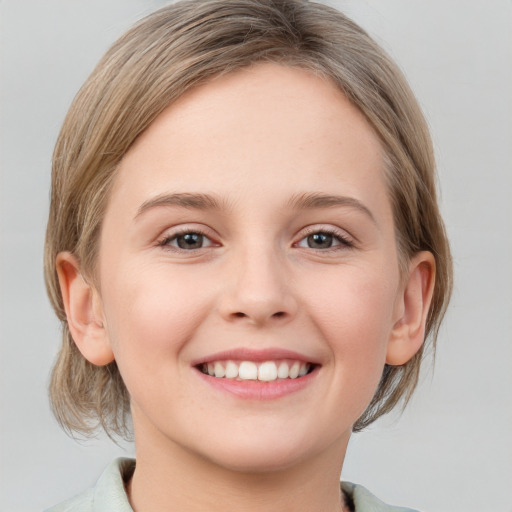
[93,63,413,472]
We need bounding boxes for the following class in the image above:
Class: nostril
[232,311,285,319]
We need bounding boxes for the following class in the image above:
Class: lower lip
[195,366,318,400]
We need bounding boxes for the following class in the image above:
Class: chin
[209,448,306,475]
[196,428,329,475]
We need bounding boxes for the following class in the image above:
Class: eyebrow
[135,192,224,219]
[135,191,376,224]
[287,192,376,224]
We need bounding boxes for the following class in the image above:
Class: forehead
[109,63,387,217]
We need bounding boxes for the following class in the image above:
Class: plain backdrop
[1,1,511,511]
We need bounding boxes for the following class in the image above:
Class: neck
[128,422,350,512]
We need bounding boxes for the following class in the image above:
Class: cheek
[302,263,398,370]
[100,261,213,366]
[288,264,400,429]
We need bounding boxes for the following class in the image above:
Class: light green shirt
[44,458,419,512]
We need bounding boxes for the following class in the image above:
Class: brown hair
[45,0,452,437]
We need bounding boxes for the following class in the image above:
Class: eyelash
[157,228,217,251]
[157,226,354,254]
[294,227,354,251]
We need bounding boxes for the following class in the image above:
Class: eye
[159,231,216,250]
[296,229,353,250]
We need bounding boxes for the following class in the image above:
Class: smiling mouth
[198,360,315,382]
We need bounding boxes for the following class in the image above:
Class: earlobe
[56,252,115,366]
[386,251,436,366]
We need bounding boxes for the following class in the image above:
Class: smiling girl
[44,1,452,511]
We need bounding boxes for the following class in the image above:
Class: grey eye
[176,232,205,249]
[306,232,334,249]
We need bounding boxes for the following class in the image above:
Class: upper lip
[191,347,322,366]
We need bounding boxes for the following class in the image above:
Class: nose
[217,245,298,326]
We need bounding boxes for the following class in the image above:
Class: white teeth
[202,360,312,381]
[277,361,289,379]
[289,361,300,379]
[214,362,225,378]
[239,361,258,380]
[258,361,278,381]
[225,360,239,379]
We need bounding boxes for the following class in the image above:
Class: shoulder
[44,458,135,512]
[341,481,420,512]
[43,488,94,512]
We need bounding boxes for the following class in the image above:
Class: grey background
[1,1,511,511]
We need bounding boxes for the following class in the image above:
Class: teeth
[298,363,308,377]
[239,361,258,380]
[225,361,239,379]
[214,362,225,378]
[277,361,289,379]
[258,361,278,381]
[289,361,300,379]
[201,360,311,382]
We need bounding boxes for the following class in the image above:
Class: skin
[57,63,435,512]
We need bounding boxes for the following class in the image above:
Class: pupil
[308,233,333,249]
[177,233,203,249]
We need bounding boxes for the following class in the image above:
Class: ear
[56,252,115,366]
[386,251,436,366]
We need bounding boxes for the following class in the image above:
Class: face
[95,63,406,472]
